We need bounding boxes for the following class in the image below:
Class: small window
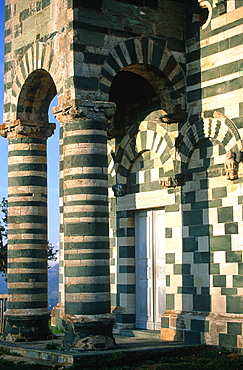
[114,0,158,8]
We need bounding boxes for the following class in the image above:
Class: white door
[135,209,166,330]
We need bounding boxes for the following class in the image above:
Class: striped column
[3,136,51,341]
[56,101,116,349]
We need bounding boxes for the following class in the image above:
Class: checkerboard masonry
[1,0,243,350]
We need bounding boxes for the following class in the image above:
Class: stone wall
[3,0,243,349]
[107,0,243,349]
[175,0,243,347]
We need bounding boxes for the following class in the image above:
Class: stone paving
[0,334,194,366]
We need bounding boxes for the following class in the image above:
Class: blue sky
[0,1,60,246]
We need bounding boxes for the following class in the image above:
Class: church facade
[2,0,243,349]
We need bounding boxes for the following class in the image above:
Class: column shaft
[54,101,116,350]
[63,119,110,315]
[4,137,51,341]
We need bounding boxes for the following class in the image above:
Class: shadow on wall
[179,138,217,343]
[168,0,211,343]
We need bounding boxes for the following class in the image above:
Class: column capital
[52,100,116,125]
[0,120,56,140]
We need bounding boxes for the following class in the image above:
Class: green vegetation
[51,326,64,334]
[1,345,243,369]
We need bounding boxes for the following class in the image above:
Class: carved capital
[0,123,7,138]
[53,100,116,126]
[0,120,56,140]
[159,177,175,188]
[159,174,185,188]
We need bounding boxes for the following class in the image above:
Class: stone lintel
[0,119,56,140]
[53,100,116,125]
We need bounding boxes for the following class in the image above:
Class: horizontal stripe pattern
[62,119,111,315]
[7,138,49,317]
[186,7,243,118]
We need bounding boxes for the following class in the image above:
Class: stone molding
[53,100,116,126]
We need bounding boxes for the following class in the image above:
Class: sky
[0,0,60,247]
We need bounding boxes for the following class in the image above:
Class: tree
[48,242,58,264]
[0,197,58,276]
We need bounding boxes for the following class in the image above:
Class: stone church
[1,0,243,350]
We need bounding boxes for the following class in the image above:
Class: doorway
[135,209,166,330]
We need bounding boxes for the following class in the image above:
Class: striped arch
[100,37,186,113]
[4,42,58,123]
[176,112,243,171]
[108,119,175,185]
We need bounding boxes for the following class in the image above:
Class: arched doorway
[108,65,170,331]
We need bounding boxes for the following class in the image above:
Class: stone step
[121,329,161,340]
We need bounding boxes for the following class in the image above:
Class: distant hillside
[0,275,7,294]
[0,264,59,310]
[48,263,59,310]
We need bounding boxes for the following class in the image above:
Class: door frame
[135,208,166,330]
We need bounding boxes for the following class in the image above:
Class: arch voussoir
[100,37,186,115]
[176,113,243,169]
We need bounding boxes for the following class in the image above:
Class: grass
[0,345,243,369]
[51,326,64,334]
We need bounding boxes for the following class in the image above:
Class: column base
[62,314,116,350]
[161,310,209,343]
[3,313,53,342]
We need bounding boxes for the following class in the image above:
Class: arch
[100,37,186,116]
[17,69,57,125]
[176,112,243,172]
[108,113,175,185]
[4,42,58,123]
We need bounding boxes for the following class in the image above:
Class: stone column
[0,121,55,341]
[54,101,116,350]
